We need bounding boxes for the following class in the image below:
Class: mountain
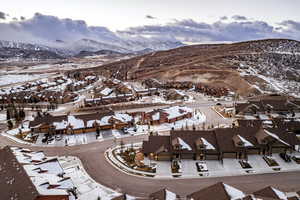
[0,40,65,59]
[89,39,300,97]
[0,38,183,60]
[66,38,131,54]
[74,49,126,58]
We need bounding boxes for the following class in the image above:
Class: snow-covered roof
[237,135,254,147]
[113,113,133,123]
[163,106,192,120]
[68,115,85,129]
[201,138,215,150]
[10,147,74,197]
[270,187,288,200]
[223,183,246,200]
[178,137,192,151]
[152,112,160,121]
[165,189,177,200]
[100,87,113,96]
[264,129,290,146]
[259,114,270,120]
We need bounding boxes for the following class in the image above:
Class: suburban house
[164,89,188,100]
[235,94,300,116]
[186,182,246,200]
[186,182,300,200]
[140,106,193,125]
[142,123,300,161]
[84,93,135,107]
[29,111,133,135]
[0,146,75,200]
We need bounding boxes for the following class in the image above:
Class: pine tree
[7,120,13,129]
[6,109,10,120]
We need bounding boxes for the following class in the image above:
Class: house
[29,111,133,135]
[252,186,294,200]
[235,94,300,115]
[0,146,75,200]
[141,106,193,125]
[142,125,300,161]
[164,89,188,100]
[186,182,246,200]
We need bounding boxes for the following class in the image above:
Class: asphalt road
[1,133,300,198]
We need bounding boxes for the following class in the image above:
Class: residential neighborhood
[1,1,300,199]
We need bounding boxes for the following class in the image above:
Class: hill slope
[90,39,300,96]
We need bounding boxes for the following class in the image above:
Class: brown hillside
[85,39,300,96]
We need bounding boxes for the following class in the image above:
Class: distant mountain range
[0,37,183,59]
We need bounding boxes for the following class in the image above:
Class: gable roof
[187,182,245,200]
[149,188,178,200]
[253,186,288,200]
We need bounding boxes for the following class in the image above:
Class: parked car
[279,153,291,162]
[42,136,48,143]
[55,135,62,141]
[292,156,300,164]
[239,160,252,169]
[196,162,208,172]
[47,137,54,144]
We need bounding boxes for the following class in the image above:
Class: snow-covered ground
[58,156,124,200]
[0,113,6,121]
[239,64,300,97]
[0,74,49,86]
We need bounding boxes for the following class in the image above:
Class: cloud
[0,11,6,20]
[118,18,300,43]
[0,13,120,45]
[232,15,248,21]
[146,15,156,19]
[0,12,299,49]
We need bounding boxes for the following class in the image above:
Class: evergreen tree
[7,120,13,129]
[6,109,10,120]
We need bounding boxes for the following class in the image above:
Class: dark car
[42,136,48,143]
[239,160,252,169]
[279,153,291,162]
[196,162,208,172]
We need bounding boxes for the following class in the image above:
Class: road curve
[1,134,300,198]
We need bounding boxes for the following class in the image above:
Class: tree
[7,120,13,129]
[120,140,125,153]
[6,109,11,120]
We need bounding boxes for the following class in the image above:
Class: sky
[0,0,300,45]
[1,0,300,30]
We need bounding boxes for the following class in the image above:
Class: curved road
[1,133,300,198]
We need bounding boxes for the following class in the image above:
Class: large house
[0,146,75,200]
[142,122,300,161]
[114,182,300,200]
[235,94,300,115]
[140,106,193,125]
[29,111,133,135]
[186,182,300,200]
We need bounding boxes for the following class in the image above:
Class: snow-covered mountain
[0,37,183,59]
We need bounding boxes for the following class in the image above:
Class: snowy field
[0,74,49,86]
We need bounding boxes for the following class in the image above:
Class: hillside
[90,39,300,96]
